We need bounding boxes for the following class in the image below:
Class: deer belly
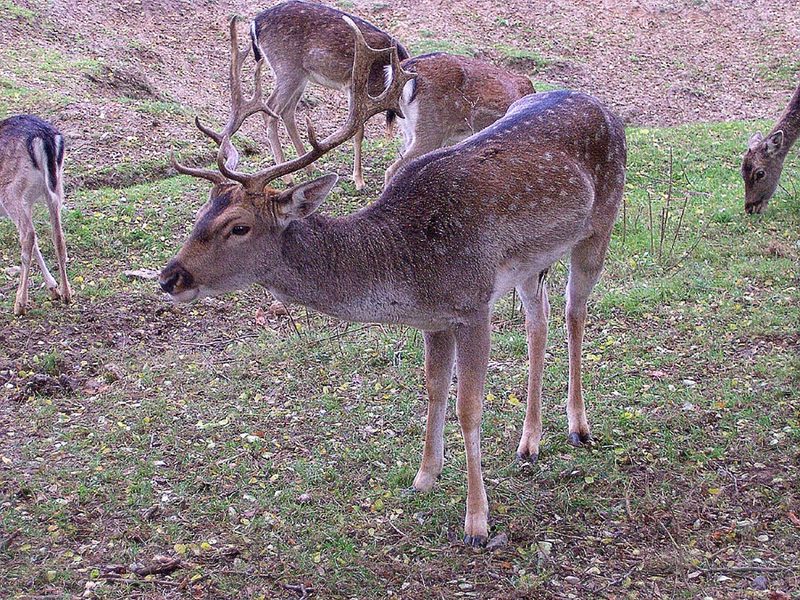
[308,71,348,91]
[490,250,567,304]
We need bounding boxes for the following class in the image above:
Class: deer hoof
[48,286,61,300]
[60,285,73,304]
[13,302,27,316]
[516,450,538,465]
[567,431,592,447]
[463,534,488,548]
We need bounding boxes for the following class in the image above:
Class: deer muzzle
[159,259,195,298]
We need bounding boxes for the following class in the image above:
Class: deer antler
[216,16,415,192]
[193,16,279,169]
[170,151,227,185]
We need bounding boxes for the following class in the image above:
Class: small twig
[102,574,181,587]
[700,565,795,575]
[285,305,302,337]
[647,189,655,255]
[309,323,376,346]
[665,190,691,263]
[665,217,713,274]
[283,582,313,599]
[658,146,674,263]
[656,519,682,555]
[177,333,259,348]
[624,483,634,521]
[387,519,410,539]
[218,569,277,579]
[595,562,640,593]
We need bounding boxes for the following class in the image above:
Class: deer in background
[162,16,626,546]
[383,52,535,186]
[742,79,800,214]
[243,0,409,190]
[0,115,72,315]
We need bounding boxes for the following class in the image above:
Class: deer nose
[160,272,180,294]
[159,261,193,294]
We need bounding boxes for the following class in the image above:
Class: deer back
[389,52,534,148]
[251,0,409,95]
[380,91,622,291]
[271,91,626,326]
[0,115,64,211]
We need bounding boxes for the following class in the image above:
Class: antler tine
[375,42,415,118]
[218,15,415,192]
[188,16,278,174]
[170,150,227,185]
[195,115,222,144]
[343,16,414,121]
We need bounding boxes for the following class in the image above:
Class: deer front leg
[353,125,365,190]
[414,330,456,492]
[455,320,491,546]
[516,274,550,463]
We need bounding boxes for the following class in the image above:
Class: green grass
[1,120,798,598]
[494,44,551,69]
[115,98,190,117]
[759,56,800,84]
[0,0,35,20]
[409,30,477,57]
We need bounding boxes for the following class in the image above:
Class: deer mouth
[745,200,766,215]
[167,287,201,303]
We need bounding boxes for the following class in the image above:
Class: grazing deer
[742,79,800,214]
[0,115,71,315]
[162,17,626,546]
[244,0,409,190]
[383,52,535,186]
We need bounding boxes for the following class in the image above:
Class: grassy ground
[1,117,799,599]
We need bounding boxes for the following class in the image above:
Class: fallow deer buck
[742,78,800,214]
[241,0,409,190]
[162,17,626,546]
[0,115,72,316]
[383,52,535,186]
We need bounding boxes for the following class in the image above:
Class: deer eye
[754,170,765,182]
[231,225,250,236]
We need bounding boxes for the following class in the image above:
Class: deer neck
[772,82,800,155]
[265,210,411,322]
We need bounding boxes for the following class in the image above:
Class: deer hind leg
[454,319,491,546]
[515,270,550,464]
[414,330,456,492]
[32,239,59,299]
[565,234,611,446]
[352,124,365,190]
[46,184,71,304]
[281,84,313,175]
[263,74,308,183]
[12,211,36,316]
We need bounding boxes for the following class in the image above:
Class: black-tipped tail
[14,115,64,193]
[249,21,263,62]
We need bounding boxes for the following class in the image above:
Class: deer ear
[763,130,784,156]
[275,174,338,223]
[748,132,764,150]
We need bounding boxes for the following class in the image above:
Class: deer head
[741,130,786,214]
[160,16,413,301]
